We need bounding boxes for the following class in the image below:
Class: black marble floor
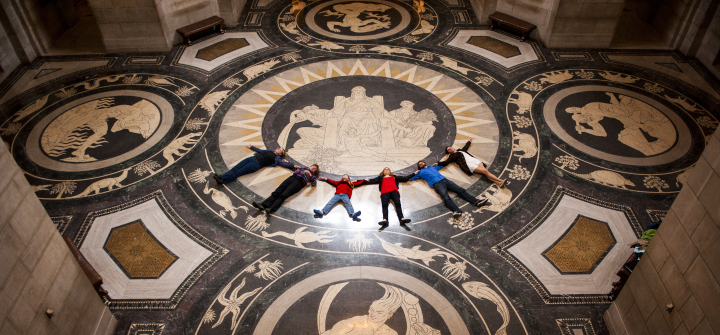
[1,0,719,334]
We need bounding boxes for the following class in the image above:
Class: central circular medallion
[217,58,498,215]
[304,0,412,41]
[262,76,455,175]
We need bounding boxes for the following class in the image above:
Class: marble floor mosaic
[1,0,718,333]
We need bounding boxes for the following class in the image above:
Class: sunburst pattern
[217,59,498,219]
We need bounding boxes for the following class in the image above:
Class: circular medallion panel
[26,90,174,172]
[254,267,469,335]
[544,85,691,166]
[262,76,456,175]
[303,0,413,41]
[217,58,499,214]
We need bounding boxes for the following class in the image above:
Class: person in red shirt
[365,167,413,229]
[314,174,365,221]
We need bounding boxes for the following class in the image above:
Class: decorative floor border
[75,190,228,310]
[492,186,642,304]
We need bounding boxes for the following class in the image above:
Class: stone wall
[89,0,167,53]
[157,0,219,47]
[546,0,624,48]
[216,0,244,27]
[0,21,21,83]
[604,130,720,334]
[468,0,498,26]
[0,144,116,335]
[495,0,557,41]
[693,3,720,78]
[0,0,37,77]
[650,0,703,48]
[89,0,226,52]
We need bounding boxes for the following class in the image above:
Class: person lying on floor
[213,145,293,185]
[364,167,412,228]
[252,164,319,215]
[412,160,488,219]
[439,138,506,188]
[314,174,365,221]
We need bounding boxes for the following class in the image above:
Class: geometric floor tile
[76,191,227,308]
[445,29,540,69]
[495,186,641,303]
[543,215,616,274]
[104,220,178,279]
[176,32,270,72]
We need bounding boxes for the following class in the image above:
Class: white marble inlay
[0,59,111,106]
[178,32,270,72]
[80,199,213,299]
[507,195,637,295]
[446,30,538,69]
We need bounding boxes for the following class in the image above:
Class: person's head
[274,147,286,157]
[417,161,426,169]
[400,100,414,108]
[379,167,394,176]
[342,174,349,181]
[445,146,456,154]
[309,164,319,176]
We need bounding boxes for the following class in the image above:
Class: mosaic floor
[1,0,719,334]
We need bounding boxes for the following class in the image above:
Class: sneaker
[475,198,489,207]
[499,180,507,188]
[313,209,323,218]
[213,174,223,185]
[400,218,411,225]
[252,202,265,212]
[352,211,362,220]
[378,220,389,226]
[452,212,463,219]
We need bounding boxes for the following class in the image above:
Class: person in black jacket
[438,138,506,187]
[364,167,412,228]
[213,145,294,185]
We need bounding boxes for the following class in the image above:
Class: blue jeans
[220,156,261,183]
[322,193,354,215]
[432,179,477,212]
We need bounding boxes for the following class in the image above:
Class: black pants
[432,178,477,212]
[262,176,305,212]
[380,190,404,222]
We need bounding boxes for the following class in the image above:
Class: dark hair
[445,146,454,154]
[310,164,320,176]
[417,161,426,169]
[378,167,394,177]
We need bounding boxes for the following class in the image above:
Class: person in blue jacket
[214,145,295,185]
[411,160,488,218]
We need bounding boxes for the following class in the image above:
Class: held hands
[319,177,327,181]
[414,170,420,175]
[282,159,289,163]
[294,165,300,169]
[431,163,438,167]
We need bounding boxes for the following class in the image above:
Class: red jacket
[325,179,365,198]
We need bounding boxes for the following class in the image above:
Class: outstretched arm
[396,174,414,182]
[365,176,381,185]
[275,156,295,170]
[461,140,472,152]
